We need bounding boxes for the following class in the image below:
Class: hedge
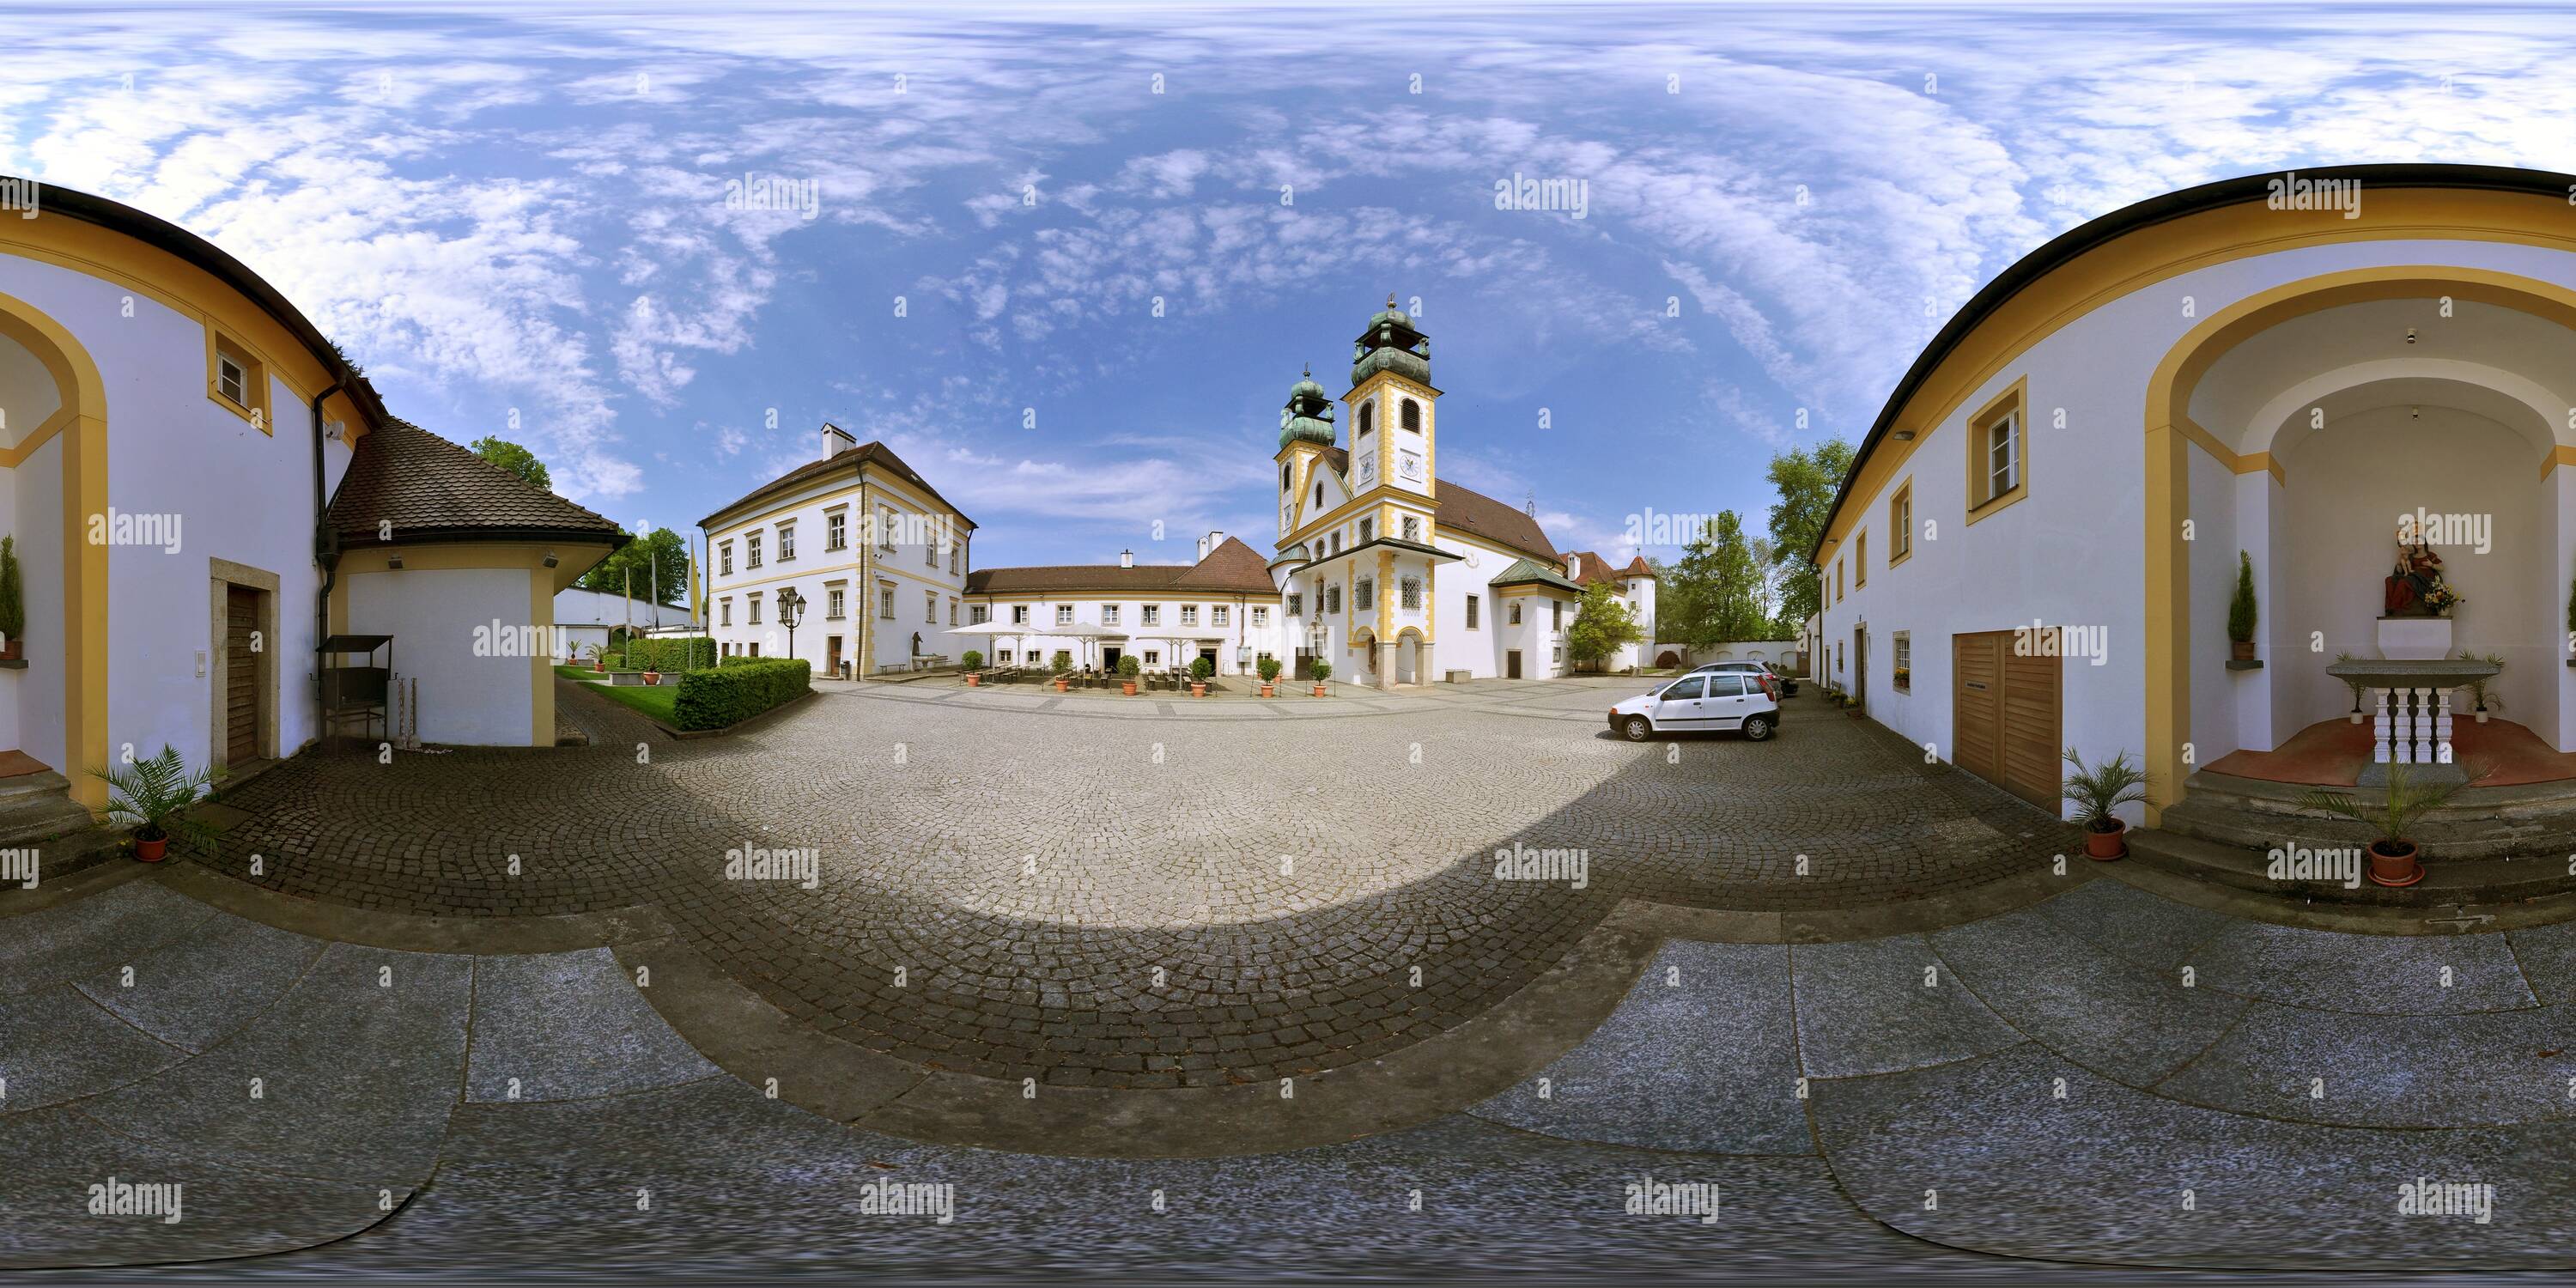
[671,658,810,731]
[609,636,717,673]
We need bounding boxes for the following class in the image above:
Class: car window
[1661,676,1704,700]
[1705,674,1745,696]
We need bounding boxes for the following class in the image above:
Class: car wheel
[1742,714,1776,741]
[1622,715,1654,742]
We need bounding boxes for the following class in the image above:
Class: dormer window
[216,354,247,405]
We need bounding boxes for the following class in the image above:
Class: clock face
[1359,455,1375,482]
[1400,452,1424,480]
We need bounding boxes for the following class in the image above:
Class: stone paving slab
[0,985,190,1112]
[2151,1002,2576,1129]
[2181,920,2540,1014]
[1470,939,1809,1154]
[1813,1042,2576,1269]
[465,949,721,1103]
[0,880,218,996]
[78,943,472,1185]
[71,909,323,1053]
[1789,933,2022,1078]
[1930,905,2251,1086]
[2028,877,2238,974]
[2504,919,2576,1004]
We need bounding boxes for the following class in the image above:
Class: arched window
[1400,399,1420,431]
[1280,464,1291,490]
[1315,482,1324,508]
[1358,402,1375,436]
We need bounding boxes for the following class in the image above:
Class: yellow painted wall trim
[0,289,108,809]
[2542,444,2576,480]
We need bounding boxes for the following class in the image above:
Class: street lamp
[776,586,807,661]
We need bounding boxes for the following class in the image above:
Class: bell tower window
[1359,402,1375,436]
[1401,399,1420,431]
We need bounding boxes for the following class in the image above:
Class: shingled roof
[327,419,625,550]
[1563,550,1657,586]
[699,439,974,531]
[967,536,1278,596]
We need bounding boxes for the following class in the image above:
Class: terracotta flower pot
[2082,817,2127,861]
[967,673,981,687]
[134,835,167,863]
[1054,677,1070,692]
[1312,684,1327,696]
[1190,683,1207,697]
[1260,684,1274,698]
[1121,681,1137,696]
[2366,840,2426,887]
[0,639,21,661]
[2230,641,2255,662]
[642,671,660,686]
[592,660,605,672]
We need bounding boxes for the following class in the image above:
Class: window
[1286,593,1302,617]
[1835,559,1844,603]
[826,511,848,551]
[1893,631,1911,691]
[926,536,938,568]
[1359,401,1375,435]
[777,523,796,562]
[749,598,762,625]
[216,352,248,405]
[879,507,897,551]
[952,538,963,574]
[1103,605,1121,626]
[971,605,989,625]
[720,598,732,626]
[1143,605,1162,626]
[1358,518,1374,544]
[1325,586,1341,614]
[1889,483,1913,566]
[1854,529,1866,587]
[1510,601,1522,626]
[1967,380,2029,520]
[1145,649,1161,665]
[1251,606,1268,628]
[1012,605,1030,625]
[1400,577,1420,610]
[1212,605,1229,627]
[881,587,896,619]
[1401,515,1420,542]
[827,587,846,619]
[1355,579,1374,611]
[999,648,1013,664]
[1400,398,1420,431]
[1180,605,1199,627]
[1552,645,1564,665]
[1551,599,1562,630]
[1315,482,1324,508]
[949,598,957,625]
[1281,464,1291,490]
[1705,674,1745,696]
[1466,594,1480,629]
[1662,676,1704,700]
[209,332,270,428]
[1055,605,1074,625]
[746,532,763,569]
[720,542,734,575]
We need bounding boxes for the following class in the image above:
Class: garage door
[1952,629,2060,809]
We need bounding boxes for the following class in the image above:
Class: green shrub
[1308,659,1332,683]
[1189,656,1214,682]
[2227,551,2257,644]
[1050,651,1072,673]
[962,649,983,670]
[0,533,25,643]
[1116,655,1141,677]
[1257,657,1282,683]
[671,658,810,731]
[604,636,717,673]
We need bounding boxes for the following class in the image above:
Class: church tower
[1274,365,1335,545]
[1345,295,1436,507]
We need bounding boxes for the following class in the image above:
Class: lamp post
[777,586,807,663]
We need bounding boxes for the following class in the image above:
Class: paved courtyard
[187,679,2073,1099]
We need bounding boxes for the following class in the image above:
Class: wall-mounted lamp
[1892,429,1917,441]
[324,419,347,440]
[542,550,559,568]
[386,554,404,569]
[2405,327,2418,345]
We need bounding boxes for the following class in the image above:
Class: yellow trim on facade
[1960,377,2030,526]
[1886,480,1914,568]
[2543,444,2576,479]
[0,289,109,810]
[204,325,274,434]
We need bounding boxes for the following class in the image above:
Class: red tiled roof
[968,537,1279,597]
[699,439,975,531]
[1433,480,1557,564]
[327,418,624,549]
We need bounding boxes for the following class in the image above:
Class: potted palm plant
[962,649,983,685]
[2300,763,2477,888]
[102,745,221,863]
[585,643,605,673]
[2062,747,2151,860]
[1309,658,1332,696]
[1117,654,1141,695]
[1189,656,1214,697]
[0,533,22,661]
[2458,650,2504,724]
[2228,550,2257,662]
[1257,656,1282,698]
[1051,652,1072,692]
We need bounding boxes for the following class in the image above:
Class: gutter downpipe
[311,380,344,750]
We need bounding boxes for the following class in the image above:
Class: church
[1268,298,1654,686]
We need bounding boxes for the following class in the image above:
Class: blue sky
[5,2,2572,568]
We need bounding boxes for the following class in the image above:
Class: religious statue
[2383,519,2462,617]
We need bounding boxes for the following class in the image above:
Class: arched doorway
[1396,628,1423,685]
[0,289,106,810]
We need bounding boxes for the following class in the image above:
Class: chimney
[820,422,855,460]
[1206,529,1224,557]
[1121,549,1133,568]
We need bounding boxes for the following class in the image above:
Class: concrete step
[0,783,99,851]
[2126,826,2572,908]
[2167,770,2576,860]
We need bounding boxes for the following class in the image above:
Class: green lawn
[556,665,683,725]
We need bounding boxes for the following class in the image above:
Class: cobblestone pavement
[188,680,2074,1091]
[550,676,672,747]
[13,872,2576,1274]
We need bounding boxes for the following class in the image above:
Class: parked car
[1610,671,1780,741]
[1686,659,1799,696]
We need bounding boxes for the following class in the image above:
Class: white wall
[345,567,537,745]
[705,462,969,676]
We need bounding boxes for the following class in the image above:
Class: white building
[0,179,623,824]
[698,426,976,678]
[1561,550,1659,671]
[962,533,1284,677]
[1810,163,2576,824]
[553,586,692,663]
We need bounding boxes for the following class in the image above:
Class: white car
[1609,671,1780,742]
[1687,659,1798,696]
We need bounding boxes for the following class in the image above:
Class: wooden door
[1952,629,2059,808]
[1506,650,1522,679]
[225,586,261,763]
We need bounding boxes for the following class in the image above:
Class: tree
[1765,437,1854,628]
[579,526,690,605]
[1566,580,1644,669]
[1662,511,1769,649]
[471,437,552,492]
